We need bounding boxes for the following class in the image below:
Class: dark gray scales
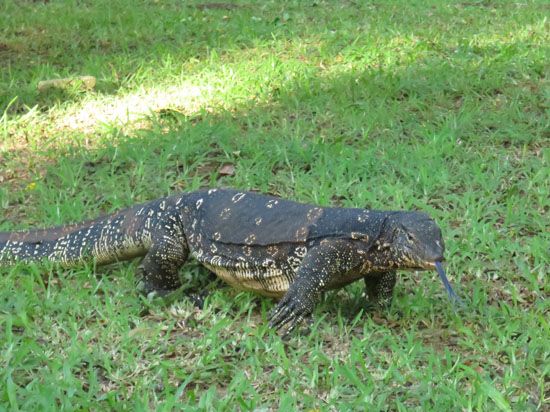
[186,189,385,245]
[0,188,450,335]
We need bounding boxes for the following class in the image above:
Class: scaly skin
[0,188,445,334]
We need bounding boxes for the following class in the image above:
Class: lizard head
[377,212,462,304]
[383,212,445,270]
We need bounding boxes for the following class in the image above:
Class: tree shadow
[2,0,542,112]
[2,1,319,111]
[1,31,545,228]
[0,0,545,229]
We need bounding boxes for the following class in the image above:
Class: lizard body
[0,188,446,333]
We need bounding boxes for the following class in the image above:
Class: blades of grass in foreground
[479,380,513,412]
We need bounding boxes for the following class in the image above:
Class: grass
[0,0,548,409]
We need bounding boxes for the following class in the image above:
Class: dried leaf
[218,164,235,176]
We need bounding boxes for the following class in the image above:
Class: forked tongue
[435,261,463,305]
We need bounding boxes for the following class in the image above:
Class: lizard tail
[0,219,102,267]
[0,230,54,266]
[0,210,148,268]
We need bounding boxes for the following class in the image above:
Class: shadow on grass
[0,0,545,237]
[2,0,544,112]
[2,0,327,111]
[1,40,545,226]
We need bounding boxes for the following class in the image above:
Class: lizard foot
[268,295,313,336]
[136,280,176,297]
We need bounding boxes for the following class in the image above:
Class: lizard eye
[406,233,415,242]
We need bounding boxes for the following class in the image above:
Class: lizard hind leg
[136,235,189,298]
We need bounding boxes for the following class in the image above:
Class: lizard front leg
[363,271,397,310]
[268,239,359,335]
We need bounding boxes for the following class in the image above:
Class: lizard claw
[268,296,312,336]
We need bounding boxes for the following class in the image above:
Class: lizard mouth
[416,260,440,270]
[422,255,445,269]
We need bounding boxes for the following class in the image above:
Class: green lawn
[1,0,548,410]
